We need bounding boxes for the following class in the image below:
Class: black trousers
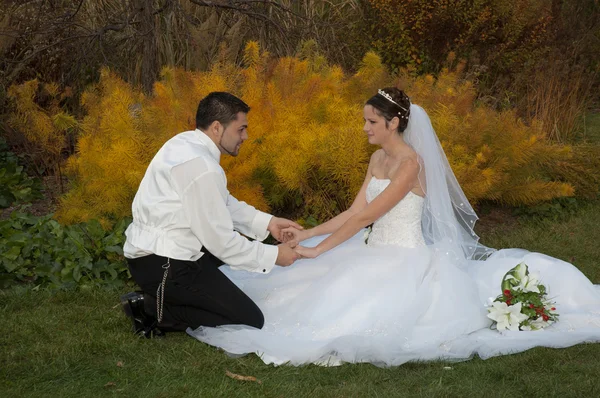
[127,248,264,331]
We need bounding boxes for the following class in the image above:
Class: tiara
[377,89,409,118]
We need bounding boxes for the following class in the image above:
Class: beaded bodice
[365,177,426,248]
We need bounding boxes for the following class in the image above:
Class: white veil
[403,104,495,263]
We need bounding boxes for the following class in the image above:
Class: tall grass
[526,60,593,143]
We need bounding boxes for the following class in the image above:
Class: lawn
[1,201,600,397]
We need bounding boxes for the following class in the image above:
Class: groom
[121,92,300,337]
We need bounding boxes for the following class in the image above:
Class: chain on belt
[156,258,170,323]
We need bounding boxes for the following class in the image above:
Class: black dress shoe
[120,292,165,338]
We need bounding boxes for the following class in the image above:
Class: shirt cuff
[251,211,273,241]
[227,242,278,274]
[260,244,278,274]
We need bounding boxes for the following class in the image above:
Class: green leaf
[80,257,93,270]
[0,193,15,208]
[13,187,32,200]
[8,232,30,244]
[107,267,118,280]
[2,246,21,262]
[85,220,105,241]
[73,265,82,282]
[104,245,124,256]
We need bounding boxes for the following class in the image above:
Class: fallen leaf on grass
[104,382,117,388]
[225,370,262,384]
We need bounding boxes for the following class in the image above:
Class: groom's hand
[268,217,303,242]
[281,227,308,246]
[276,243,299,267]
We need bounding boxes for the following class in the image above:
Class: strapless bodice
[365,177,426,248]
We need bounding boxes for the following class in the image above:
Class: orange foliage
[43,45,585,224]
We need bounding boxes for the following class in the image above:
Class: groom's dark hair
[196,92,250,130]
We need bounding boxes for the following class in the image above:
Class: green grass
[480,202,600,283]
[2,202,600,397]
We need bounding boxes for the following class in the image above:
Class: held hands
[271,218,321,265]
[274,238,321,266]
[276,242,299,267]
[268,217,304,242]
[281,226,310,246]
[275,242,321,265]
[280,225,321,259]
[294,245,320,259]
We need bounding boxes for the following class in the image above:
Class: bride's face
[363,105,393,145]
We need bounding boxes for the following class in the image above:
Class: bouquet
[487,262,558,331]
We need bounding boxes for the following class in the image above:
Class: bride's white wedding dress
[188,177,600,366]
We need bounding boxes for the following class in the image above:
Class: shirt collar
[195,129,221,163]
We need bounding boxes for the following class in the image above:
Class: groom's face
[218,112,249,156]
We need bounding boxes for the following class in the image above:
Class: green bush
[0,138,43,208]
[0,212,131,289]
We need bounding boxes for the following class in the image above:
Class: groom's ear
[208,120,223,138]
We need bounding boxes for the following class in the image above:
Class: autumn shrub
[397,64,582,205]
[55,69,149,227]
[29,45,595,224]
[6,80,77,184]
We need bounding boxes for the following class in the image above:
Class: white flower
[529,317,551,330]
[516,271,541,293]
[487,301,529,331]
[520,317,551,331]
[501,262,529,291]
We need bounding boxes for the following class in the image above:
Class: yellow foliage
[7,80,76,167]
[45,46,591,224]
[56,69,148,224]
[243,41,260,67]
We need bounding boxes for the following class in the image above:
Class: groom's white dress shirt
[124,129,278,274]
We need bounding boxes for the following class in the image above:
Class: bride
[188,88,600,366]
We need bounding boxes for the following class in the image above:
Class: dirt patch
[1,175,67,219]
[474,206,521,237]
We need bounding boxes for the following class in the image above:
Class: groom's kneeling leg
[166,256,264,329]
[166,302,263,330]
[127,253,264,330]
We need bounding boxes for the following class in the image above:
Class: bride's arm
[305,164,374,238]
[299,158,419,257]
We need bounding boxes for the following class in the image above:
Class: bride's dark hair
[366,87,411,133]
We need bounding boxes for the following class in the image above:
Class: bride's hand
[294,245,320,259]
[268,217,304,242]
[282,227,309,246]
